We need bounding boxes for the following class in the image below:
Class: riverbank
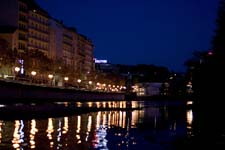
[136,94,190,101]
[0,79,126,103]
[0,79,191,103]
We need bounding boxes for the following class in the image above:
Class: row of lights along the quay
[13,66,126,92]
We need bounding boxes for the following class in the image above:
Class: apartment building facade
[0,0,94,79]
[77,34,94,75]
[0,0,50,55]
[28,1,50,57]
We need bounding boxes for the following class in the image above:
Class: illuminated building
[49,19,77,68]
[94,58,117,73]
[0,0,94,78]
[50,19,94,75]
[133,82,163,96]
[27,1,50,57]
[77,34,94,74]
[0,0,50,55]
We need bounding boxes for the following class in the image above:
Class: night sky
[36,0,219,72]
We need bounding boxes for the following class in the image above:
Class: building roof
[0,26,17,33]
[27,0,49,17]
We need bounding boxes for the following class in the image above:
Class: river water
[0,100,195,150]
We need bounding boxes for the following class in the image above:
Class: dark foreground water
[0,100,195,150]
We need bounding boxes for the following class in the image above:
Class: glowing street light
[48,74,54,86]
[77,79,81,89]
[64,77,69,81]
[14,67,20,73]
[31,71,36,76]
[14,67,20,79]
[77,79,81,83]
[48,74,53,79]
[31,71,36,83]
[88,80,93,90]
[63,77,69,87]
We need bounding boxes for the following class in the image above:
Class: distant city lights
[208,51,213,55]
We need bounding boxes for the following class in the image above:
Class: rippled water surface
[0,100,194,150]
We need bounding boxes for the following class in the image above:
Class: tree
[208,0,225,99]
[189,0,225,99]
[0,38,17,76]
[192,0,225,144]
[212,0,225,63]
[22,49,53,74]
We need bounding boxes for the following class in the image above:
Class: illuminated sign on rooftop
[94,58,108,64]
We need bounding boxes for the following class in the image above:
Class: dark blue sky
[37,0,219,72]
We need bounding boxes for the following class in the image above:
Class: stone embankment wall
[0,80,125,103]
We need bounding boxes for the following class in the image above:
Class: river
[0,100,195,150]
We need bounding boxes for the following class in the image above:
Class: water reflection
[12,120,24,149]
[0,121,2,144]
[0,100,193,150]
[186,100,194,137]
[30,119,38,149]
[46,118,54,140]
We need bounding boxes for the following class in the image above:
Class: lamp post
[88,80,92,90]
[31,71,36,76]
[96,82,100,90]
[14,67,20,79]
[77,79,81,89]
[31,71,36,83]
[15,67,20,73]
[64,77,69,87]
[48,74,53,86]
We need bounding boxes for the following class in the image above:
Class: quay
[0,79,131,103]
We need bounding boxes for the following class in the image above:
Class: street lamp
[31,71,36,76]
[14,67,20,79]
[77,79,81,89]
[64,77,69,81]
[88,80,92,90]
[77,79,81,83]
[15,67,20,73]
[48,74,54,85]
[31,71,36,83]
[96,82,100,90]
[48,74,53,79]
[64,77,69,87]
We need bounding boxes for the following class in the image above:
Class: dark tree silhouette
[191,0,225,147]
[0,38,17,72]
[212,0,225,62]
[182,1,225,148]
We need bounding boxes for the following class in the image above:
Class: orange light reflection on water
[3,101,146,149]
[30,119,38,149]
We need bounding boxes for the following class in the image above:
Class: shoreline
[0,79,191,103]
[0,79,126,102]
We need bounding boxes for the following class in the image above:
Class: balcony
[19,17,28,23]
[19,36,28,41]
